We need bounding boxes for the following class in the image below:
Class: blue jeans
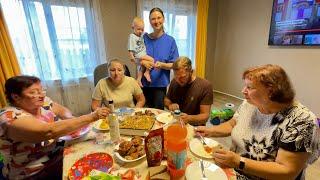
[142,87,167,110]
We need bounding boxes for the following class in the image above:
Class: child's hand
[130,58,136,63]
[142,61,153,69]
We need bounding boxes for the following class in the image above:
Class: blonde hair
[243,64,295,103]
[132,17,144,27]
[172,56,192,72]
[108,59,124,69]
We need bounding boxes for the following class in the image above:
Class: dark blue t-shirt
[142,33,179,87]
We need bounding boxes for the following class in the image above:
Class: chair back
[93,63,131,86]
[93,63,108,86]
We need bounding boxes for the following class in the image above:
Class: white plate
[93,119,110,131]
[189,138,221,159]
[185,160,228,180]
[60,125,90,141]
[114,140,146,163]
[156,112,174,124]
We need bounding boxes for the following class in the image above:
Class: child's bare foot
[144,72,152,82]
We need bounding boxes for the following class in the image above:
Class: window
[139,0,197,65]
[1,0,99,81]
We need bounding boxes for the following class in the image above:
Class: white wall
[206,0,320,116]
[100,0,137,76]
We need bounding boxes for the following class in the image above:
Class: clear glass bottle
[108,100,120,142]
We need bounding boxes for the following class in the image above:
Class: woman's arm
[7,108,110,143]
[154,61,173,70]
[134,93,145,108]
[214,148,309,179]
[51,102,74,119]
[91,99,101,111]
[195,118,236,137]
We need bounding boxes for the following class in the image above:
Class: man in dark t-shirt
[164,56,213,125]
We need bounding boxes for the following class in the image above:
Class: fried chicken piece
[130,152,139,159]
[132,136,143,146]
[119,141,133,152]
[127,145,137,155]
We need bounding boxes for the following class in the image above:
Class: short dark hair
[149,7,164,18]
[5,75,41,104]
[172,56,192,72]
[243,64,295,104]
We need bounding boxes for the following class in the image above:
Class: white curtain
[137,0,197,65]
[1,0,106,115]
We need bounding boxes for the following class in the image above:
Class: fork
[199,134,207,146]
[200,159,208,180]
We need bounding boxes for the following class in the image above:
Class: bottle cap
[173,109,181,115]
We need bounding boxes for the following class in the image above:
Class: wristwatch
[239,157,245,170]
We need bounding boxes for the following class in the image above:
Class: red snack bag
[144,128,164,167]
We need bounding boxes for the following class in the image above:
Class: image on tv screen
[268,0,320,46]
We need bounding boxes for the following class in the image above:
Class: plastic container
[166,112,188,178]
[210,108,235,125]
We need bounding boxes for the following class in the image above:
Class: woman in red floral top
[0,75,110,179]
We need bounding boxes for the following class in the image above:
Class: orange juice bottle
[166,110,188,178]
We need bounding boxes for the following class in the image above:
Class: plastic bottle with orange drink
[166,110,188,178]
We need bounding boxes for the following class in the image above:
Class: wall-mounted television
[268,0,320,46]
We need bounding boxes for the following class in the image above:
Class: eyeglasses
[27,89,47,98]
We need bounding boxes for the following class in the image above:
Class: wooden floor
[212,91,320,180]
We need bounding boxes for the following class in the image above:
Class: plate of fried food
[189,137,222,159]
[115,136,145,163]
[93,119,110,131]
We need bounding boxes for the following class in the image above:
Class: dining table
[62,108,236,180]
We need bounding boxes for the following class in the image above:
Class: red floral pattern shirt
[0,97,59,179]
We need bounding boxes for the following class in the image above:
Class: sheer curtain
[1,0,106,115]
[137,0,197,65]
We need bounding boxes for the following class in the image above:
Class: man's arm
[180,104,211,125]
[164,96,179,111]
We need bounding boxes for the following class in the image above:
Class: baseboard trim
[213,90,244,101]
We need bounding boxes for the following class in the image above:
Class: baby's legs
[140,55,154,82]
[136,67,143,87]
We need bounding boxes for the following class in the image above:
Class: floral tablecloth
[62,112,236,180]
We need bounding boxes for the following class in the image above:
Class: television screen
[268,0,320,46]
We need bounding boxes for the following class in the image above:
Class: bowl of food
[93,119,110,131]
[115,136,145,162]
